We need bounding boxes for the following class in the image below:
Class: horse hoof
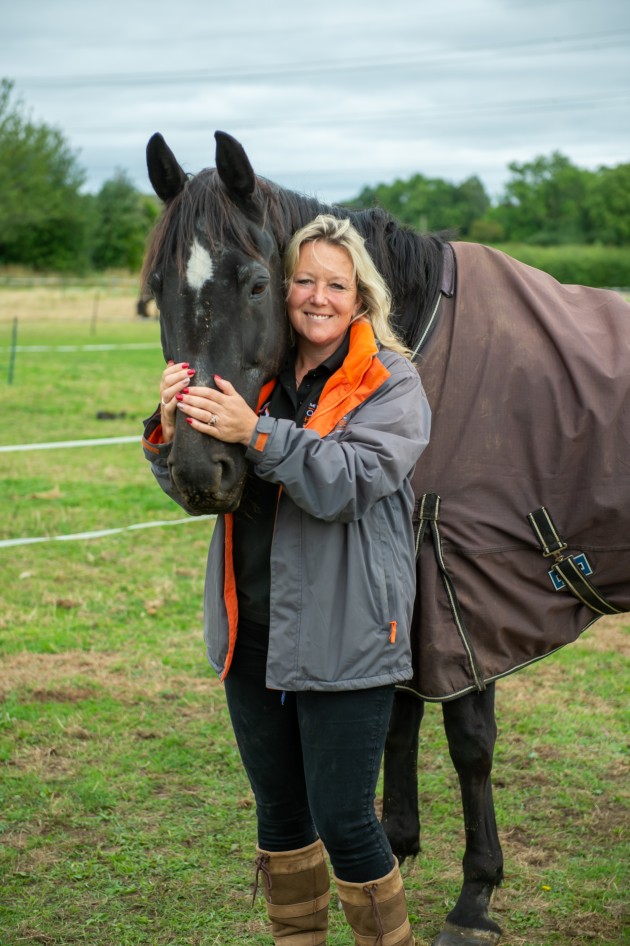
[431,921,502,946]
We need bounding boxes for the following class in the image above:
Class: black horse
[142,131,630,946]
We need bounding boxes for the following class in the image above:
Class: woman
[144,215,430,945]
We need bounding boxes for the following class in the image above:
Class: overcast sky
[2,0,629,205]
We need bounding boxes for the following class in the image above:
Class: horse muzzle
[168,430,247,515]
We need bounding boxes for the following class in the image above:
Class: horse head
[144,131,290,515]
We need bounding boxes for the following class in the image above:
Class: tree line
[1,79,628,274]
[0,80,158,273]
[346,153,630,247]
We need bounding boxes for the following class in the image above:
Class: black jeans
[223,620,396,882]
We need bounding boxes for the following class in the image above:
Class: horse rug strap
[527,506,624,616]
[414,493,486,691]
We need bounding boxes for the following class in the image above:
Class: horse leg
[382,688,425,863]
[432,684,503,946]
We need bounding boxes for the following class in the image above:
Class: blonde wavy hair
[283,214,410,357]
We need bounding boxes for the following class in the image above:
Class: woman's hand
[159,360,195,442]
[176,375,258,446]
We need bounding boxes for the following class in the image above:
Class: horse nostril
[216,456,236,487]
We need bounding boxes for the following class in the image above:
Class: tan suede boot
[253,838,330,944]
[334,860,414,946]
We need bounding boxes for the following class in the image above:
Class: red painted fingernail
[185,417,193,425]
[175,393,183,401]
[181,362,189,368]
[214,374,222,380]
[187,369,195,376]
[182,387,189,394]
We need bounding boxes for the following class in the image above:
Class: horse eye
[148,271,162,297]
[251,280,269,298]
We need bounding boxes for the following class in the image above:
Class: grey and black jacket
[144,321,431,692]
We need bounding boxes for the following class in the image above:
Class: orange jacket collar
[304,321,390,437]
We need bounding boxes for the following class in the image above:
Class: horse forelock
[142,170,279,290]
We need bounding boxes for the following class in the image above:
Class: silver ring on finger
[161,398,168,406]
[209,414,219,426]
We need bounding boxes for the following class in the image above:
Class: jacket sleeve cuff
[245,415,276,461]
[142,406,173,463]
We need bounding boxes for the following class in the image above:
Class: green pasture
[0,301,628,945]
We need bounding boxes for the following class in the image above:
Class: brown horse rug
[408,241,630,700]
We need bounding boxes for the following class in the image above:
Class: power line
[12,29,630,89]
[65,89,630,135]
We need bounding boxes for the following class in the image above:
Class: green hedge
[484,243,630,288]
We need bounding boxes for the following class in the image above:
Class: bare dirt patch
[498,613,628,709]
[0,285,140,324]
[0,649,221,703]
[4,616,625,704]
[576,613,630,655]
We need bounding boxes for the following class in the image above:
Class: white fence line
[0,516,215,549]
[0,342,161,353]
[1,420,212,551]
[0,436,139,453]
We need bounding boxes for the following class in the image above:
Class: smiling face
[287,240,362,363]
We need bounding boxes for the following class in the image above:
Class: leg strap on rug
[527,506,624,616]
[414,493,486,692]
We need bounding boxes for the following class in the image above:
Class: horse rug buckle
[548,552,592,591]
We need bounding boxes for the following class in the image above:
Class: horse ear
[214,131,257,204]
[146,133,187,202]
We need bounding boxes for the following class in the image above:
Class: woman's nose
[310,282,327,304]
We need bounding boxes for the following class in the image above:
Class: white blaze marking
[186,239,214,289]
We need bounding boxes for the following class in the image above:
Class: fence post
[91,291,100,335]
[8,317,18,384]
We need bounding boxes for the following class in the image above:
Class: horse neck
[351,211,447,349]
[271,189,446,351]
[271,188,338,249]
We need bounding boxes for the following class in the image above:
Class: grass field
[0,292,628,946]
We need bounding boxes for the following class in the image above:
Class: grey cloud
[1,0,628,203]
